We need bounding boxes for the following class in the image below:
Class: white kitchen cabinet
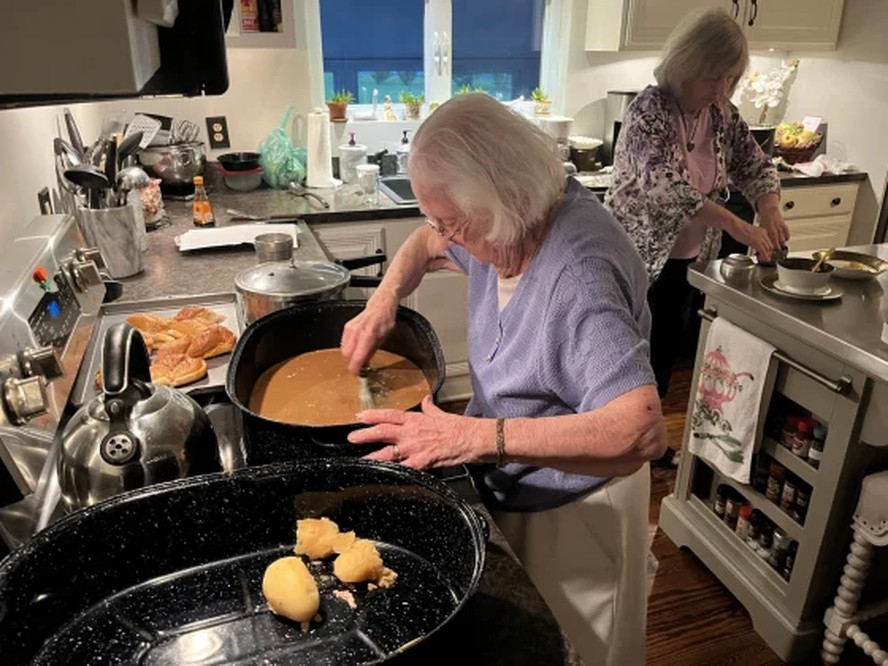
[586,0,845,52]
[310,218,472,402]
[756,183,859,254]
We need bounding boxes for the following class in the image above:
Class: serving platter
[811,249,888,280]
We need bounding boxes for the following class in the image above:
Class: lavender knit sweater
[447,178,654,511]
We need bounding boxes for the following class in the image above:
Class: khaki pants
[493,463,650,666]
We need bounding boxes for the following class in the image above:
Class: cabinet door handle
[748,0,759,26]
[731,0,740,19]
[698,308,853,395]
[783,200,795,211]
[831,197,842,207]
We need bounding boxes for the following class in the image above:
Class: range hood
[0,0,233,108]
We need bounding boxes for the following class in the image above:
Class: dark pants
[647,257,698,399]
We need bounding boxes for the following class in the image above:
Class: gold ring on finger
[391,443,402,463]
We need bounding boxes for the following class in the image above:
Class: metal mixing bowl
[138,141,206,188]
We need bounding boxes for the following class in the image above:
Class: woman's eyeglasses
[425,217,466,242]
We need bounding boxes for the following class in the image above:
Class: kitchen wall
[0,2,318,248]
[563,0,888,244]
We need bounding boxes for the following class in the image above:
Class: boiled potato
[262,556,320,623]
[295,518,356,560]
[334,538,384,584]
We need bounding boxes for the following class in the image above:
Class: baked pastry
[126,313,171,334]
[149,353,208,387]
[174,306,226,325]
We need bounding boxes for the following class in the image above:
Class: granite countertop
[577,169,868,194]
[113,184,581,665]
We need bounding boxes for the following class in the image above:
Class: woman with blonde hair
[606,8,789,444]
[341,92,666,665]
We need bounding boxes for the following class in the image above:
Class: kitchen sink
[378,175,417,204]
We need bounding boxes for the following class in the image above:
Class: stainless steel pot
[234,255,385,324]
[137,141,206,187]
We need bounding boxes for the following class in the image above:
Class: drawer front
[779,184,858,220]
[785,215,853,252]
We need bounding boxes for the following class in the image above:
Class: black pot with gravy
[226,300,445,464]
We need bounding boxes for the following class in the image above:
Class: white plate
[773,280,831,296]
[760,274,842,301]
[174,223,300,252]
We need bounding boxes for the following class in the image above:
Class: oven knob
[68,259,103,292]
[2,376,48,425]
[19,347,64,381]
[75,246,106,269]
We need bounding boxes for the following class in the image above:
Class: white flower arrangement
[732,59,800,126]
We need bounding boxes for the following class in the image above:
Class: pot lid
[235,260,351,297]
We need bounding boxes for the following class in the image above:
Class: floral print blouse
[604,85,780,282]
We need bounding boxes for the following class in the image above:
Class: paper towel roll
[306,108,339,188]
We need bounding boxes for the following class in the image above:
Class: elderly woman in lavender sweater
[340,93,666,666]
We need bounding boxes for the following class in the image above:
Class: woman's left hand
[348,395,478,469]
[757,205,791,249]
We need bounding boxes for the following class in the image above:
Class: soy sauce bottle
[192,176,215,227]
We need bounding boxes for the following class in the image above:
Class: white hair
[654,8,749,97]
[408,93,565,251]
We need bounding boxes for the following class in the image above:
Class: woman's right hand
[340,292,398,375]
[731,220,775,262]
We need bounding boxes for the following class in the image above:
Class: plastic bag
[258,105,308,189]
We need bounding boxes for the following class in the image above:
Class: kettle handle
[102,323,152,399]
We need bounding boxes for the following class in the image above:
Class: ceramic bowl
[776,257,834,293]
[222,166,263,192]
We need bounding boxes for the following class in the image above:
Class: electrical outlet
[205,116,231,149]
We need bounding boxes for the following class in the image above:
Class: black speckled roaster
[0,459,487,665]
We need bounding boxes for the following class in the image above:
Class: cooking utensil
[225,208,300,222]
[116,130,143,168]
[138,141,206,191]
[811,247,834,273]
[57,323,221,513]
[124,113,162,148]
[53,137,81,166]
[63,107,85,159]
[254,232,294,263]
[289,181,330,208]
[115,166,150,206]
[0,459,487,665]
[103,139,117,205]
[234,254,385,325]
[358,364,381,409]
[64,165,110,209]
[226,300,444,464]
[171,118,201,144]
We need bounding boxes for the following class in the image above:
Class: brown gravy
[249,349,430,426]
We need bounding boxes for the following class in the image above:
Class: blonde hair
[654,8,749,97]
[408,93,565,254]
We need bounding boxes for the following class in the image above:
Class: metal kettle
[58,322,219,513]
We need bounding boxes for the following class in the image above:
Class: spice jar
[752,457,770,493]
[768,528,792,570]
[746,510,761,548]
[757,522,773,559]
[791,418,813,459]
[780,474,798,514]
[724,492,742,530]
[780,416,798,449]
[782,542,798,581]
[809,422,827,469]
[793,485,811,524]
[714,484,728,519]
[766,462,786,503]
[736,505,753,540]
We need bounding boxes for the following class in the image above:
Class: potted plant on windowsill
[327,90,354,123]
[400,91,425,120]
[531,87,551,116]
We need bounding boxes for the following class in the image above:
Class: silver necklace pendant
[687,140,695,152]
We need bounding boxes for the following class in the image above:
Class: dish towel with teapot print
[688,317,777,484]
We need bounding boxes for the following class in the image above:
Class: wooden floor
[446,360,875,665]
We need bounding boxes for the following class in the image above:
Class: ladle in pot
[811,247,834,273]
